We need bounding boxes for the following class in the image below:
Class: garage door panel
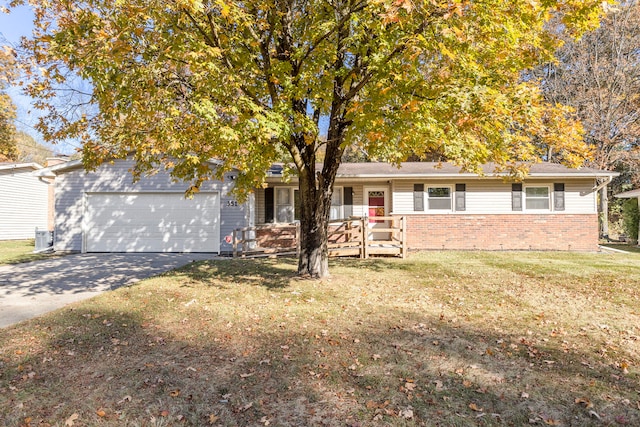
[86,193,220,253]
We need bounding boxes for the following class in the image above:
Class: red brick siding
[403,214,598,251]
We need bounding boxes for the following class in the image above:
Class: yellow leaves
[220,3,231,18]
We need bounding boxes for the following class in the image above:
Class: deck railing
[232,216,406,259]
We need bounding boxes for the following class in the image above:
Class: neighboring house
[38,159,616,254]
[0,163,50,240]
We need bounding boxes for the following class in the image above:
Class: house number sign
[226,200,239,207]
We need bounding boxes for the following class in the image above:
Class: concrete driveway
[0,253,216,328]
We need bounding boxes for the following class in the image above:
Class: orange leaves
[468,402,483,412]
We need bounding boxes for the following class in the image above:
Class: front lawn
[1,251,639,426]
[0,239,58,265]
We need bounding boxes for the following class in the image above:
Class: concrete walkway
[0,253,216,328]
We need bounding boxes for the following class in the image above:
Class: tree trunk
[599,185,609,239]
[297,167,332,278]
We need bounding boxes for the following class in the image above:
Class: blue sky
[1,3,78,155]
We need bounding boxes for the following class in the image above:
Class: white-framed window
[330,187,343,220]
[275,187,295,223]
[427,186,452,210]
[273,187,343,222]
[524,186,550,210]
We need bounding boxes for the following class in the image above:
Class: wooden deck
[232,216,406,259]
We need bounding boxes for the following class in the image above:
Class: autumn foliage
[12,0,610,276]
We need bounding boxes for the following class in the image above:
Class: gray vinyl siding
[54,159,247,252]
[391,179,597,214]
[0,167,49,240]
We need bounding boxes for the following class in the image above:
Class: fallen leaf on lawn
[160,410,169,417]
[117,395,132,404]
[543,417,561,425]
[372,354,381,360]
[65,413,79,426]
[521,392,529,399]
[96,409,106,417]
[260,415,271,425]
[469,403,483,412]
[589,410,602,420]
[241,402,253,411]
[575,397,593,408]
[169,389,180,397]
[615,415,628,425]
[399,407,414,419]
[405,382,416,391]
[620,361,630,374]
[463,380,472,388]
[240,372,255,378]
[208,414,219,424]
[434,380,444,390]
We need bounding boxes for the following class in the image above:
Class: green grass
[0,239,60,265]
[1,251,640,426]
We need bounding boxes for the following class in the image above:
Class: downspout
[592,175,613,193]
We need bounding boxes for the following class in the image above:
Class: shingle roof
[615,189,640,198]
[321,162,615,178]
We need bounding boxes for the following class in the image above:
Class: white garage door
[86,193,220,253]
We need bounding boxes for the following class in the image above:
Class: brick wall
[403,214,599,251]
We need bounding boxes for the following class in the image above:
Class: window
[428,187,452,210]
[275,188,295,223]
[270,187,343,223]
[525,186,550,210]
[330,188,343,220]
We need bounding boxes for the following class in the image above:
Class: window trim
[274,187,296,223]
[329,187,344,220]
[426,185,453,211]
[523,185,551,212]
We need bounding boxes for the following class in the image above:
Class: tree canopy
[14,0,609,276]
[0,44,18,162]
[537,0,640,186]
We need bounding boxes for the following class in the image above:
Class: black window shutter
[512,183,523,211]
[414,184,424,211]
[344,187,353,217]
[265,187,274,223]
[554,183,565,211]
[455,183,466,211]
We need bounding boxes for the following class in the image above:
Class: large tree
[0,44,18,161]
[16,0,606,277]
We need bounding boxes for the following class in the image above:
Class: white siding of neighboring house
[54,159,247,253]
[0,165,50,240]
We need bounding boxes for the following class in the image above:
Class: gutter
[593,175,613,193]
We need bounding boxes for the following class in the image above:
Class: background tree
[13,130,53,164]
[16,0,607,277]
[0,44,18,161]
[535,0,640,236]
